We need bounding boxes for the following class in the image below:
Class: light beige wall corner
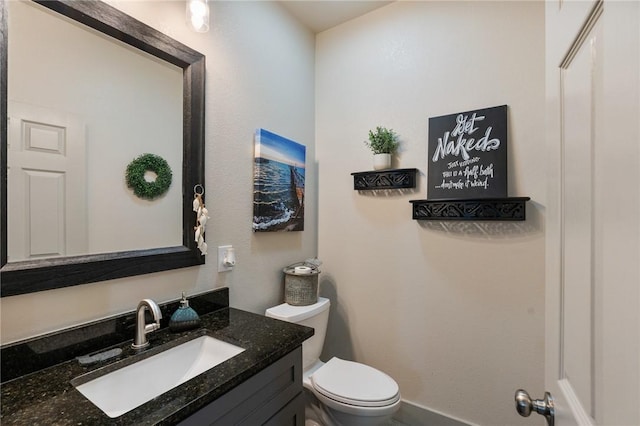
[316,2,545,425]
[1,1,316,344]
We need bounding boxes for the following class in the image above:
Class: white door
[516,1,640,425]
[7,101,87,261]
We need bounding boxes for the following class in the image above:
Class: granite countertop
[1,290,313,425]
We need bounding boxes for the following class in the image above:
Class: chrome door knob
[515,389,554,426]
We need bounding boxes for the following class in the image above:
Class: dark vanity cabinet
[180,347,304,426]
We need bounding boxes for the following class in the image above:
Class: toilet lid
[310,357,400,407]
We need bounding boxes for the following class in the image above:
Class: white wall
[1,1,316,343]
[316,2,545,425]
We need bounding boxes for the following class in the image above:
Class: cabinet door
[263,393,304,426]
[179,346,303,426]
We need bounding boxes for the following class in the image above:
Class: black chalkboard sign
[427,105,507,199]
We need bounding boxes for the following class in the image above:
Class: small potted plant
[364,126,400,170]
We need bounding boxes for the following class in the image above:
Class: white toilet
[266,297,401,426]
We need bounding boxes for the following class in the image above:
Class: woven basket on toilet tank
[283,262,320,306]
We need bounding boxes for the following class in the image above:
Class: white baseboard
[394,400,478,426]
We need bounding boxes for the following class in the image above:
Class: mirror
[1,0,206,297]
[8,0,184,260]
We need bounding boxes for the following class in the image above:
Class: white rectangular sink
[74,336,245,418]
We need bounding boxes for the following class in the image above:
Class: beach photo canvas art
[253,129,305,232]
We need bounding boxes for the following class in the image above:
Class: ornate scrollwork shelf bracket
[351,168,418,190]
[410,197,530,221]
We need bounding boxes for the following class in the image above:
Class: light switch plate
[218,245,233,272]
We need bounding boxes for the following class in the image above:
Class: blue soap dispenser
[169,292,201,332]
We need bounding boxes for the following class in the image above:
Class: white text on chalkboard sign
[432,112,501,162]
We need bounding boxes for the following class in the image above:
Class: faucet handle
[145,323,161,333]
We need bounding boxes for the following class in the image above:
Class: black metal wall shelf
[352,168,418,190]
[410,197,530,221]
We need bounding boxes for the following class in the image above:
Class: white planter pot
[373,153,392,170]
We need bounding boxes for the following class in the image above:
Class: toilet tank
[265,297,330,370]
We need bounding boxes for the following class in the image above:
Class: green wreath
[125,153,173,200]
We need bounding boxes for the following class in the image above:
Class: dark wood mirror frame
[0,0,206,297]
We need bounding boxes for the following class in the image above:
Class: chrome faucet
[132,299,163,350]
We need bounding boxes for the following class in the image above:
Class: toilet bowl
[266,297,401,426]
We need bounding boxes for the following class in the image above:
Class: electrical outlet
[218,245,234,272]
